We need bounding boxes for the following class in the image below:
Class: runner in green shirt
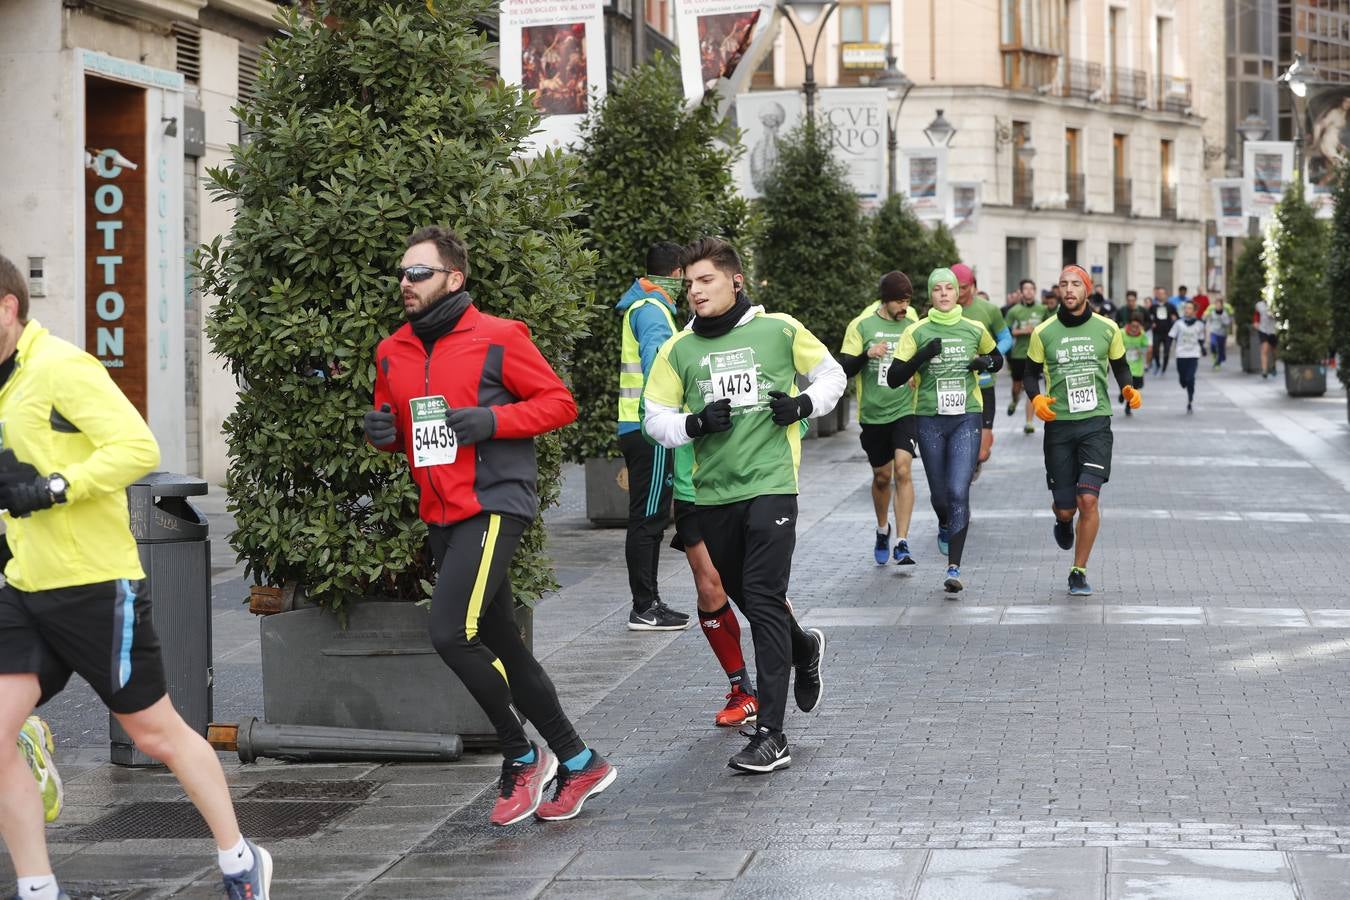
[952,264,1013,477]
[885,268,1001,594]
[1119,312,1151,417]
[1025,265,1142,597]
[839,272,921,567]
[644,237,843,775]
[1005,279,1047,434]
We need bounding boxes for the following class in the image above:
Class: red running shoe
[535,752,617,821]
[490,743,557,826]
[714,689,759,727]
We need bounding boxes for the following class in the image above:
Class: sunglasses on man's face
[397,265,456,284]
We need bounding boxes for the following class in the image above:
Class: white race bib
[877,343,896,386]
[410,395,457,467]
[1066,373,1098,414]
[936,378,967,415]
[708,348,759,408]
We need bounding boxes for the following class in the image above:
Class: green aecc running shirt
[1027,313,1127,420]
[1006,302,1048,359]
[840,304,919,424]
[896,316,996,417]
[644,311,832,505]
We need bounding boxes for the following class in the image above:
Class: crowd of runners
[0,231,1250,899]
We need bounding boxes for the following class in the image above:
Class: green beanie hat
[928,267,958,296]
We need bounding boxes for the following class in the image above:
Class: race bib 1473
[708,347,760,408]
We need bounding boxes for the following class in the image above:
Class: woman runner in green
[886,269,1001,593]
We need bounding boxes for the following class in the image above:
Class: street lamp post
[777,0,840,126]
[874,49,913,196]
[923,109,956,147]
[1280,51,1315,175]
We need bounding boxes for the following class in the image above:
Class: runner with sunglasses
[885,268,1001,593]
[365,226,615,824]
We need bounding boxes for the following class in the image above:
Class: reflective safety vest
[617,297,677,424]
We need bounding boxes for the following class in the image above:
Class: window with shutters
[173,22,201,84]
[238,43,262,103]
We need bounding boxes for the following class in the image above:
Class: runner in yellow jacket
[0,254,273,900]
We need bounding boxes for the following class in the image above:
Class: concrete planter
[1241,331,1261,374]
[835,394,852,431]
[1285,364,1328,397]
[260,600,532,749]
[584,456,629,527]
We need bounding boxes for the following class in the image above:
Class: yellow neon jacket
[0,321,160,591]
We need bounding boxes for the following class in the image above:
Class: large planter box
[584,456,628,527]
[260,601,532,749]
[835,394,852,431]
[1285,363,1328,397]
[1240,331,1260,374]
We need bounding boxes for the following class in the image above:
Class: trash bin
[110,473,212,766]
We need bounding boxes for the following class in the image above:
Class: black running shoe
[794,628,826,713]
[1068,568,1093,596]
[627,601,691,632]
[1053,519,1074,550]
[728,727,791,774]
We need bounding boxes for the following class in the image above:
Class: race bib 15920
[936,377,967,415]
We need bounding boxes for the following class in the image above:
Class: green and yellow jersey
[840,304,919,425]
[1028,313,1127,420]
[896,316,996,416]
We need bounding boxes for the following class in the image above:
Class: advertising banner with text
[500,0,607,154]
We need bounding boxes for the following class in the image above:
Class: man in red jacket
[364,226,615,826]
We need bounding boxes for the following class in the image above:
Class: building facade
[755,0,1224,300]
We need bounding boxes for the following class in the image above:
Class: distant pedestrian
[1120,312,1151,418]
[1150,288,1177,374]
[1255,297,1279,377]
[1170,300,1207,413]
[1113,289,1141,327]
[1203,296,1233,367]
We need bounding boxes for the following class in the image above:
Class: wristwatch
[47,473,68,505]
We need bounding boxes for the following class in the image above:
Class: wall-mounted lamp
[162,116,178,137]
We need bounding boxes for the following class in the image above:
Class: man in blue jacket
[617,243,691,631]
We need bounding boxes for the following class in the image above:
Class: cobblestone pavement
[8,362,1350,899]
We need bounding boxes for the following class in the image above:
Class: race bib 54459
[410,395,457,467]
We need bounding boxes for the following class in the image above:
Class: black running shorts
[0,579,167,714]
[1009,356,1028,381]
[1043,416,1114,509]
[980,386,996,430]
[670,499,704,552]
[859,416,918,468]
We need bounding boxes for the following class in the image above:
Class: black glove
[917,337,944,362]
[767,390,813,426]
[363,403,398,448]
[966,355,994,373]
[445,407,496,446]
[686,398,732,437]
[0,475,57,517]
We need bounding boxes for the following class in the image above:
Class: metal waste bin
[110,473,212,766]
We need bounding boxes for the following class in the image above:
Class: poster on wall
[817,87,887,207]
[733,90,801,199]
[1305,83,1350,217]
[1243,140,1294,218]
[1211,178,1246,237]
[500,0,606,154]
[677,0,778,105]
[948,180,981,227]
[900,147,947,220]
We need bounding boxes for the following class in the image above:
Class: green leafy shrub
[755,123,874,353]
[199,0,596,613]
[1229,233,1265,353]
[1265,178,1331,365]
[562,55,757,462]
[1326,158,1350,389]
[871,195,961,311]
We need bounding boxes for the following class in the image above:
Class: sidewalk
[8,361,1350,899]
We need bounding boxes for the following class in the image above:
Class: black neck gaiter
[409,290,472,350]
[0,351,15,391]
[692,291,751,339]
[1057,302,1093,328]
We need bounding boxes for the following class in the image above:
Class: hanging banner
[1211,178,1246,237]
[948,180,981,227]
[677,0,777,104]
[1243,140,1294,219]
[817,87,887,208]
[900,147,947,220]
[500,0,606,154]
[733,90,801,199]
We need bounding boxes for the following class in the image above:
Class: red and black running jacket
[372,304,577,525]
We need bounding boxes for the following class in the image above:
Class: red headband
[1060,265,1093,296]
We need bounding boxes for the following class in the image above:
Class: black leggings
[428,515,583,761]
[1176,357,1198,402]
[916,413,982,566]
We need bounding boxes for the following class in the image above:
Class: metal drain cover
[244,779,379,801]
[74,800,359,840]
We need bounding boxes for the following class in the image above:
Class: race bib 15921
[1065,373,1098,414]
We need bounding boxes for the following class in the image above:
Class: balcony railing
[1157,75,1192,114]
[1161,183,1178,220]
[1002,47,1060,93]
[1066,172,1086,211]
[1013,169,1035,208]
[1058,60,1103,99]
[1114,178,1132,215]
[1109,67,1148,106]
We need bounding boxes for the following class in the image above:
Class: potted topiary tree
[564,56,757,523]
[1325,157,1350,422]
[1265,178,1331,396]
[1229,236,1265,374]
[756,122,875,436]
[199,0,595,743]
